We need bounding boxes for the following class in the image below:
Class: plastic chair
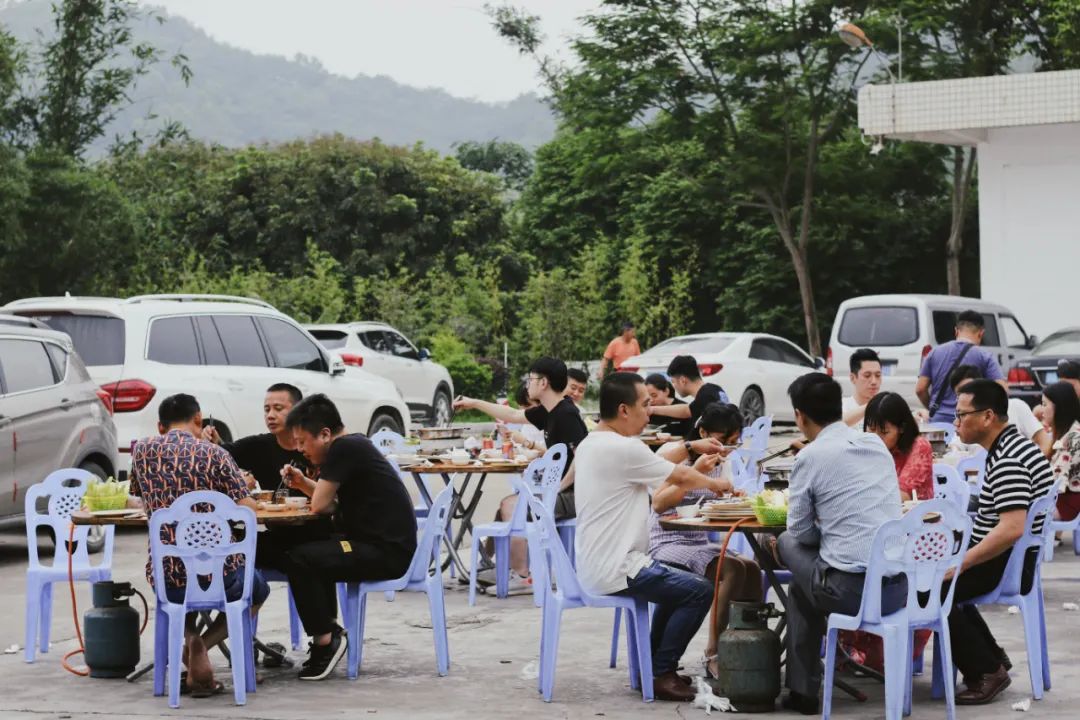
[741,415,773,452]
[823,499,972,720]
[1044,514,1080,561]
[521,487,654,702]
[925,422,957,445]
[931,491,1056,702]
[467,444,566,606]
[24,469,115,663]
[955,449,987,492]
[729,449,765,494]
[931,465,970,512]
[150,491,257,708]
[369,427,407,455]
[342,486,454,679]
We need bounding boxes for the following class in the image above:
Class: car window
[212,315,269,367]
[194,316,228,365]
[258,317,327,372]
[0,339,58,393]
[385,330,419,360]
[839,307,918,347]
[22,313,125,366]
[1034,330,1080,356]
[1001,315,1028,349]
[773,339,815,368]
[749,339,781,362]
[45,344,68,381]
[980,314,1000,346]
[361,331,392,354]
[309,329,348,350]
[147,316,201,365]
[932,310,1001,346]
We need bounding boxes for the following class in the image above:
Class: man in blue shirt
[916,311,1006,424]
[776,374,903,714]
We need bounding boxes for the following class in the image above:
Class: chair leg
[1019,597,1044,700]
[287,585,302,651]
[539,601,562,702]
[345,586,361,680]
[38,582,53,653]
[23,576,41,663]
[494,537,510,599]
[881,626,905,720]
[1073,528,1080,555]
[469,533,482,607]
[153,605,167,697]
[536,593,548,695]
[625,608,640,690]
[1038,584,1051,691]
[427,582,450,676]
[822,627,838,720]
[243,609,257,693]
[224,606,248,705]
[167,609,185,709]
[632,603,654,702]
[903,629,914,717]
[937,623,958,720]
[609,608,621,669]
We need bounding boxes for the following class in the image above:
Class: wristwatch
[684,440,698,461]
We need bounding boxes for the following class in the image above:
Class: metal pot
[417,427,465,441]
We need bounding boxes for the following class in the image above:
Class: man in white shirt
[575,372,734,702]
[842,348,882,426]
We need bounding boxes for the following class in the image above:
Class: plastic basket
[84,494,128,512]
[752,497,788,526]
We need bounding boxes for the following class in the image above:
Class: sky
[143,0,600,103]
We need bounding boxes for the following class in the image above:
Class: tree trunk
[789,244,821,358]
[946,146,978,295]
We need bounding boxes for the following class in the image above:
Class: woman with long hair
[644,373,692,437]
[1042,381,1080,522]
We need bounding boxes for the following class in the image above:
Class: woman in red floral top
[1042,382,1080,521]
[838,391,934,672]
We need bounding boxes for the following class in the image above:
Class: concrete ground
[1,432,1078,719]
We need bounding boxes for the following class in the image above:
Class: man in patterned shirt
[131,394,270,696]
[947,379,1054,704]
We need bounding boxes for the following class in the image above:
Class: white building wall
[978,123,1080,340]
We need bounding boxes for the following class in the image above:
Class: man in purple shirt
[916,310,1006,423]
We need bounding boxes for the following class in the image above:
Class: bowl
[675,505,700,519]
[285,497,308,509]
[656,432,672,442]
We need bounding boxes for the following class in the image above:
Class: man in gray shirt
[776,374,904,714]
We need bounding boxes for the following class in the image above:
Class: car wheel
[429,388,452,427]
[78,460,109,554]
[368,412,404,437]
[739,388,766,425]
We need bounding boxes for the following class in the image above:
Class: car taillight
[100,379,157,413]
[921,344,932,362]
[620,365,639,373]
[95,388,114,415]
[699,363,723,376]
[1008,367,1035,386]
[340,353,364,367]
[825,348,833,376]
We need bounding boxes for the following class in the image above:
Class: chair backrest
[370,428,407,456]
[956,449,988,493]
[925,422,957,445]
[149,491,256,607]
[742,415,773,452]
[403,486,454,584]
[932,464,970,511]
[728,449,764,495]
[519,482,585,603]
[25,468,113,570]
[989,490,1057,599]
[506,444,567,529]
[857,498,971,626]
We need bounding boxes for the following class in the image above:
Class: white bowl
[675,505,700,519]
[285,497,308,509]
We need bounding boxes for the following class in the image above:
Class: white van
[827,294,1037,406]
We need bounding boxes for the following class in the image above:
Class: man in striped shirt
[948,379,1055,705]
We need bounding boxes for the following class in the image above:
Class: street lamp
[837,21,897,82]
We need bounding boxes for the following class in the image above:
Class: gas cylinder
[83,581,140,678]
[712,601,782,712]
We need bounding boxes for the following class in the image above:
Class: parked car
[0,314,119,551]
[2,295,411,473]
[619,332,823,423]
[828,294,1036,407]
[306,322,454,427]
[1006,327,1080,407]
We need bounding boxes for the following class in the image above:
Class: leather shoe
[781,691,819,715]
[654,670,696,702]
[957,665,1011,705]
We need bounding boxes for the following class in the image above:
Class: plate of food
[89,508,142,518]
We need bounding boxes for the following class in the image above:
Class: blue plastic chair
[955,449,987,491]
[1044,514,1080,561]
[342,485,454,680]
[741,415,773,453]
[931,464,970,511]
[521,486,654,702]
[24,468,115,663]
[823,499,972,720]
[925,422,957,445]
[150,491,258,708]
[467,444,567,606]
[931,491,1056,702]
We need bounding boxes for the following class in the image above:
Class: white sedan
[619,332,824,422]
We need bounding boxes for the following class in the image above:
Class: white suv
[3,295,411,472]
[306,322,454,427]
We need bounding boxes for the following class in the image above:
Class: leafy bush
[430,331,492,399]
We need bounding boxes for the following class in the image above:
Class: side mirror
[1027,335,1039,349]
[418,348,431,361]
[330,356,347,376]
[814,356,825,369]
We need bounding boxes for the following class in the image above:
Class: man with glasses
[454,357,588,591]
[947,379,1054,705]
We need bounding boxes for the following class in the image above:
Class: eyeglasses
[525,375,543,385]
[954,408,987,421]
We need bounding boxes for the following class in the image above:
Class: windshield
[19,312,125,366]
[646,336,735,355]
[839,306,919,347]
[309,329,348,350]
[1034,330,1080,357]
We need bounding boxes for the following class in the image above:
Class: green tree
[454,139,534,192]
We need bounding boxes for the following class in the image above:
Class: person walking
[916,311,1006,424]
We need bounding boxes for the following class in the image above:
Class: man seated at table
[575,372,733,701]
[945,379,1055,704]
[203,383,331,572]
[776,374,903,715]
[843,348,883,426]
[130,393,269,697]
[454,357,588,591]
[647,355,729,429]
[279,394,416,680]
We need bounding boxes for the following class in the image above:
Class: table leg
[412,471,464,575]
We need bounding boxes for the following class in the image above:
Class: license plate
[1043,371,1059,384]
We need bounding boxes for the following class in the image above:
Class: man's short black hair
[158,393,200,426]
[667,355,701,381]
[266,383,302,404]
[1057,358,1080,381]
[956,378,1008,419]
[530,357,568,393]
[599,372,644,420]
[849,348,881,375]
[567,367,588,384]
[948,364,984,391]
[788,374,842,426]
[285,393,344,435]
[621,321,635,332]
[956,310,984,329]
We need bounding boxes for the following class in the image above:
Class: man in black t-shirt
[454,357,587,588]
[647,355,729,430]
[279,394,417,681]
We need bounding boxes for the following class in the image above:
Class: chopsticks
[755,445,794,474]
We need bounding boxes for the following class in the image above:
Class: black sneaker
[298,628,347,681]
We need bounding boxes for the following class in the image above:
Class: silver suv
[0,315,119,551]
